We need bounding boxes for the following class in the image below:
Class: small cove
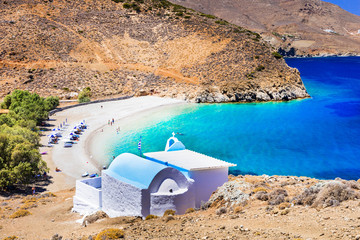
[94,57,360,180]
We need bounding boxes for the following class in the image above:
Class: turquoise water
[104,57,360,180]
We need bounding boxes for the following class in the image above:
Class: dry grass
[293,181,360,208]
[145,214,158,220]
[252,187,268,193]
[278,202,290,210]
[9,210,31,219]
[2,236,18,240]
[83,211,108,226]
[163,209,176,217]
[185,208,195,214]
[234,206,243,213]
[95,228,124,240]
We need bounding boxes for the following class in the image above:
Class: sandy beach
[39,96,184,192]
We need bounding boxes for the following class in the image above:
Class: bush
[280,209,290,215]
[255,191,269,201]
[9,209,31,218]
[95,228,124,240]
[272,52,283,59]
[145,214,158,220]
[2,236,18,240]
[200,13,216,19]
[255,65,265,72]
[215,20,228,25]
[78,87,92,103]
[185,208,195,214]
[123,3,131,8]
[216,207,227,215]
[234,206,243,213]
[278,202,290,210]
[268,189,288,205]
[163,209,176,216]
[252,187,268,193]
[294,181,360,208]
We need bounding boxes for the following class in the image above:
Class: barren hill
[0,0,308,102]
[169,0,360,57]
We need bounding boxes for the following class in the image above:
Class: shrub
[163,209,176,217]
[215,20,228,25]
[278,202,290,210]
[234,206,243,213]
[200,13,216,19]
[216,207,227,215]
[95,228,124,240]
[255,65,265,72]
[83,211,108,226]
[252,187,268,193]
[255,191,269,201]
[185,208,195,214]
[293,181,360,208]
[145,214,158,220]
[20,202,37,210]
[9,209,31,218]
[268,189,288,205]
[200,201,211,210]
[78,87,92,103]
[272,52,283,59]
[2,236,18,240]
[123,3,131,8]
[280,209,290,215]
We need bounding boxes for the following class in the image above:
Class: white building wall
[189,167,229,208]
[150,187,195,216]
[72,177,102,214]
[101,172,144,218]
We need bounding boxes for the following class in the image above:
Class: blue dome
[104,153,167,189]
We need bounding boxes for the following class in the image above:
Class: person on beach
[108,120,110,125]
[32,187,35,195]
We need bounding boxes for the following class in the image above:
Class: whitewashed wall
[73,177,102,214]
[189,167,229,208]
[148,167,195,216]
[101,172,145,217]
[150,187,195,216]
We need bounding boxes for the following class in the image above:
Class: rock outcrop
[0,0,309,102]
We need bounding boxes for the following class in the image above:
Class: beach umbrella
[70,133,73,135]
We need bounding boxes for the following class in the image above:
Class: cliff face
[0,0,309,102]
[169,0,360,57]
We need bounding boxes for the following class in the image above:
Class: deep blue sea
[105,57,360,180]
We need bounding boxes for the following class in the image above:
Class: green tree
[0,90,57,189]
[78,87,92,103]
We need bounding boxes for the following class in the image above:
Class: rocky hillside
[0,0,308,102]
[169,0,360,57]
[1,175,359,239]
